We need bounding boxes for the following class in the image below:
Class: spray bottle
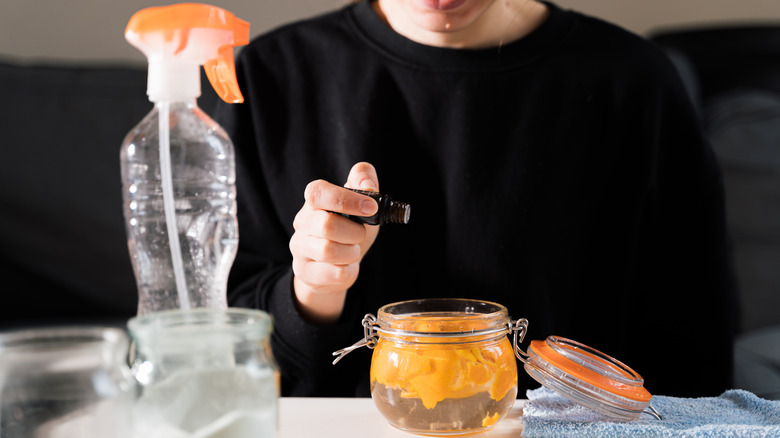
[121,3,249,315]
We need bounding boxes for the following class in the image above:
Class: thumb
[345,162,380,260]
[346,162,380,192]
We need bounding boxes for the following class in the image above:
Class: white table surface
[279,397,525,437]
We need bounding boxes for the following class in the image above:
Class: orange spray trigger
[205,46,243,103]
[204,11,249,103]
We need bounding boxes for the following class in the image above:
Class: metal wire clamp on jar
[333,298,529,436]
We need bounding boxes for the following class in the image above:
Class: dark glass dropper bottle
[342,188,411,225]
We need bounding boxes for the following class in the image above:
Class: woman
[215,0,735,398]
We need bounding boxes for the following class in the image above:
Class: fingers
[344,162,381,260]
[290,193,366,286]
[289,225,362,265]
[302,162,380,217]
[289,162,382,305]
[346,162,380,193]
[291,257,360,289]
[304,179,377,217]
[290,201,366,290]
[292,202,367,244]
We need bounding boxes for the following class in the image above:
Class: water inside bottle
[123,102,238,315]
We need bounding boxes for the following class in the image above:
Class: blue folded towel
[522,386,780,437]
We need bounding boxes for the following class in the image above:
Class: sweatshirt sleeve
[212,51,370,397]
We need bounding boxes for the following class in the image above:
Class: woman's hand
[289,162,381,324]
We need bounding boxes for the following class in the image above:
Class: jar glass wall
[0,326,134,437]
[369,299,519,436]
[128,308,279,437]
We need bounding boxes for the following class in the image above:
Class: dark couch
[0,59,218,328]
[651,25,780,400]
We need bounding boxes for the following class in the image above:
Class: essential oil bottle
[342,189,411,226]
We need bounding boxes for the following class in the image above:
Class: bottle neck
[380,198,411,225]
[343,188,411,225]
[154,100,198,111]
[147,60,201,103]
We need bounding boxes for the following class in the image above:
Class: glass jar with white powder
[128,308,279,438]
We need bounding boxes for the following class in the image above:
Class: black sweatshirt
[214,0,736,398]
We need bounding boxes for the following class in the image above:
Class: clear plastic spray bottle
[121,4,249,315]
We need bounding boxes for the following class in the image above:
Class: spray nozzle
[125,3,249,103]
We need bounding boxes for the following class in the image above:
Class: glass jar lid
[521,336,661,421]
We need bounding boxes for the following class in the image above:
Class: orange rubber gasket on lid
[529,339,652,402]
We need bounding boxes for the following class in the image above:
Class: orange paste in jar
[370,316,518,410]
